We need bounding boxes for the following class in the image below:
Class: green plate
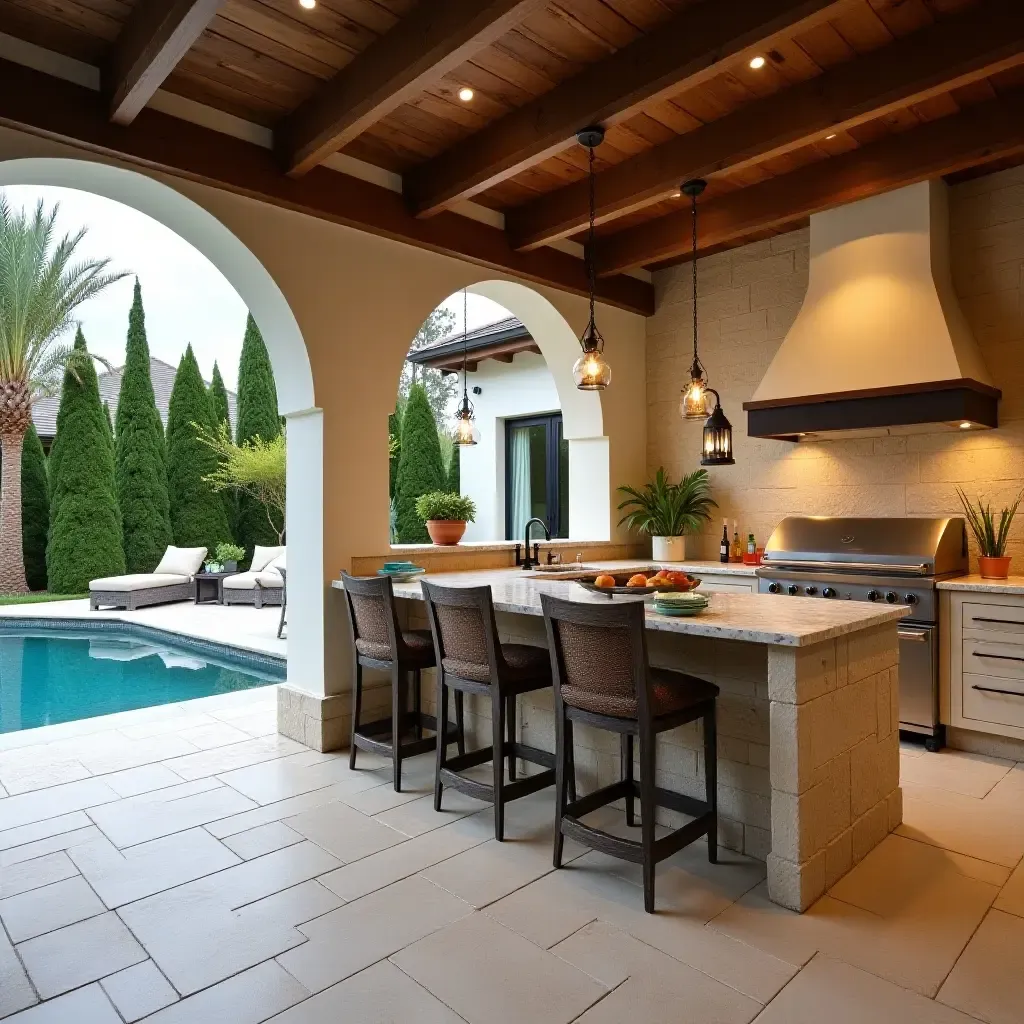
[654,602,708,617]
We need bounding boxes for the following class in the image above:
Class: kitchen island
[334,563,907,911]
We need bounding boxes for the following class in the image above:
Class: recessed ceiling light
[458,87,474,102]
[960,421,972,430]
[672,191,681,198]
[825,133,837,140]
[299,0,315,8]
[749,55,766,70]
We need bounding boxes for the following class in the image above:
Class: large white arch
[0,157,324,690]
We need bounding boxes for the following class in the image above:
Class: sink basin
[524,565,603,580]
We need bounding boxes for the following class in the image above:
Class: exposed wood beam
[281,0,544,177]
[593,88,1024,275]
[404,0,846,217]
[509,0,1024,250]
[0,56,652,316]
[106,0,224,125]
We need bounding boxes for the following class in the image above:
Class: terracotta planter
[426,520,467,546]
[978,555,1012,579]
[652,536,685,562]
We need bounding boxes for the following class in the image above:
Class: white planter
[651,536,685,562]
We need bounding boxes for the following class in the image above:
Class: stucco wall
[646,165,1024,565]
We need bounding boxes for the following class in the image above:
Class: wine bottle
[720,520,729,563]
[730,521,742,562]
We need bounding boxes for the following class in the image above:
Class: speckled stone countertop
[937,575,1024,595]
[333,563,905,647]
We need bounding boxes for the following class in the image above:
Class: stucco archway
[0,157,324,691]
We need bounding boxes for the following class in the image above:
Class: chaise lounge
[221,546,285,608]
[90,546,208,611]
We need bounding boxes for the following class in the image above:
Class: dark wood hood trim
[743,378,1001,440]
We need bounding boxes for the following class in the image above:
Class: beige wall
[647,165,1024,565]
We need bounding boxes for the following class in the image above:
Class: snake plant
[956,486,1024,557]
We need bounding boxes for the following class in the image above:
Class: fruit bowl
[575,569,701,599]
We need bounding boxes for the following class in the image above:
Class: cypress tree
[114,279,173,572]
[394,382,446,543]
[46,330,124,594]
[103,402,113,439]
[388,405,402,500]
[21,424,48,591]
[234,314,281,554]
[209,361,231,433]
[166,345,231,553]
[446,443,460,495]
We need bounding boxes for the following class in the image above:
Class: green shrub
[21,424,49,591]
[446,443,460,494]
[393,383,446,543]
[215,542,246,564]
[166,345,231,552]
[414,491,476,523]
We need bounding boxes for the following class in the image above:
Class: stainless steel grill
[757,516,968,750]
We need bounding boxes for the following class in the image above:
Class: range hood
[744,181,1000,441]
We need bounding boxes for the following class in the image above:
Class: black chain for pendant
[587,141,596,335]
[691,189,699,366]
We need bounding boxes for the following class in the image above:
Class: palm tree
[0,196,127,593]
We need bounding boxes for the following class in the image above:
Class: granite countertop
[333,565,905,647]
[937,575,1024,595]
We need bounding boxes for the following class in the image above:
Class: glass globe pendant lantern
[453,287,479,446]
[701,389,735,466]
[679,179,709,419]
[573,126,612,392]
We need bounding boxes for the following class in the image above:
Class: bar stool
[421,580,562,841]
[540,592,719,913]
[341,572,463,792]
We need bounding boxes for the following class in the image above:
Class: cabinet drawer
[700,579,756,594]
[963,639,1024,681]
[963,602,1024,636]
[963,672,1024,730]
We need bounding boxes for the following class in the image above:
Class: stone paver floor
[1,689,1023,1023]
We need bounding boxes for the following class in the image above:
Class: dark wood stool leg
[506,694,517,781]
[414,668,423,740]
[639,727,657,913]
[492,691,506,841]
[565,716,576,803]
[553,706,568,868]
[704,705,718,863]
[455,692,466,756]
[349,662,363,770]
[622,732,635,826]
[391,668,403,792]
[434,674,449,812]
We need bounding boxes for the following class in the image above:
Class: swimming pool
[0,623,285,733]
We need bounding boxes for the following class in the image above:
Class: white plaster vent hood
[743,180,1000,441]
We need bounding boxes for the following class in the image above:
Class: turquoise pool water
[0,627,284,734]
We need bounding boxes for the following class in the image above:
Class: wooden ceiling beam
[0,56,652,316]
[281,0,544,177]
[404,0,847,218]
[107,0,224,125]
[593,88,1024,275]
[509,0,1024,251]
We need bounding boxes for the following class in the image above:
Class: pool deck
[0,599,286,660]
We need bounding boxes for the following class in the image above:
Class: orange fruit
[594,574,616,588]
[626,574,648,588]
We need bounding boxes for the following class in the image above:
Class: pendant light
[573,126,611,391]
[453,287,478,446]
[701,388,734,466]
[680,178,709,419]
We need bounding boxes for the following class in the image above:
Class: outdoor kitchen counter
[335,565,905,912]
[936,574,1024,595]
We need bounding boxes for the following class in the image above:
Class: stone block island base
[289,565,905,912]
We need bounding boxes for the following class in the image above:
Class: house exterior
[407,316,566,544]
[32,356,237,449]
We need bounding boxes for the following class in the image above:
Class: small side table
[194,572,233,605]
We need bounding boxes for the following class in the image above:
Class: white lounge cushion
[250,546,285,572]
[261,553,286,580]
[223,570,284,591]
[90,573,190,593]
[255,570,285,589]
[154,546,207,576]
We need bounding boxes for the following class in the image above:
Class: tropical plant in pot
[415,491,477,546]
[956,486,1024,579]
[617,468,718,562]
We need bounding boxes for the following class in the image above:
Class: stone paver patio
[0,686,1023,1022]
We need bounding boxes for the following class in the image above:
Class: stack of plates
[377,561,426,582]
[652,591,709,617]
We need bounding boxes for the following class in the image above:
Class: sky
[2,185,250,389]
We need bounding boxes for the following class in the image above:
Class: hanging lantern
[453,287,478,446]
[573,126,611,392]
[701,389,735,466]
[679,178,708,419]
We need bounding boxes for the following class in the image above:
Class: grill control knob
[805,586,818,596]
[767,582,781,594]
[822,587,836,599]
[788,584,800,596]
[905,593,919,605]
[867,590,880,602]
[885,591,898,603]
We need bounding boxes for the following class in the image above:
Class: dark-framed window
[504,413,568,540]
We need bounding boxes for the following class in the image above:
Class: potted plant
[415,491,477,546]
[617,467,718,562]
[957,487,1023,579]
[215,543,246,573]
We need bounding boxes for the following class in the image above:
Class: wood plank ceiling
[0,0,1022,308]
